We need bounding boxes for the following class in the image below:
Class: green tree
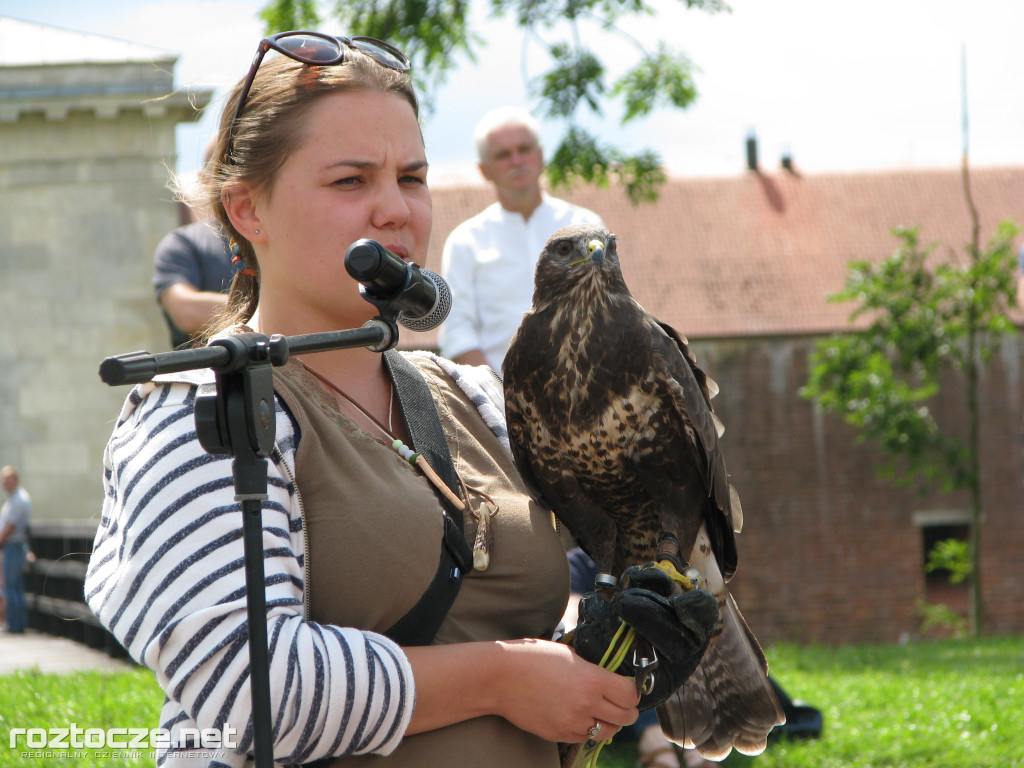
[259,0,730,202]
[801,198,1019,636]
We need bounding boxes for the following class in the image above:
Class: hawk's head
[532,224,628,308]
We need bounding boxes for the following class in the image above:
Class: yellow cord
[607,626,635,673]
[598,621,629,667]
[579,619,638,767]
[579,559,692,767]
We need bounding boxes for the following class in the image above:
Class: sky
[2,0,1023,187]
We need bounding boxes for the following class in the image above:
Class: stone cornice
[0,88,210,122]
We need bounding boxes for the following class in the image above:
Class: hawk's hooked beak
[587,239,605,266]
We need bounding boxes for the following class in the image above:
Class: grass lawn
[0,665,164,766]
[0,634,1021,767]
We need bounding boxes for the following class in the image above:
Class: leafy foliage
[926,537,972,584]
[260,0,321,30]
[801,221,1019,493]
[538,43,606,118]
[915,597,971,638]
[491,0,654,26]
[258,0,731,202]
[547,127,665,202]
[613,43,698,122]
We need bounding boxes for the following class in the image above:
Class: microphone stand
[98,316,400,768]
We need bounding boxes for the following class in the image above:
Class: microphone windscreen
[397,269,452,332]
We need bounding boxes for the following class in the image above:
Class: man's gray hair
[473,106,542,162]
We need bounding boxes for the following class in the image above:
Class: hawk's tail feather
[705,375,720,400]
[656,593,785,760]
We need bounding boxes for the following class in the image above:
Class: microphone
[344,239,452,332]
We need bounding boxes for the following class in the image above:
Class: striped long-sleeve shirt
[85,367,417,766]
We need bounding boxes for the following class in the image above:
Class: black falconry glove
[571,565,719,710]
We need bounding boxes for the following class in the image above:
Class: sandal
[637,746,680,768]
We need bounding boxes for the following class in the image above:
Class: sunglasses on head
[227,30,411,152]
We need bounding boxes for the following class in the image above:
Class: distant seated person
[152,213,233,348]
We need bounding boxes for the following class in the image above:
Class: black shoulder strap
[381,350,474,646]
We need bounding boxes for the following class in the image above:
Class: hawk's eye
[556,241,573,257]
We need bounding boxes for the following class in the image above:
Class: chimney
[745,130,759,172]
[781,151,794,172]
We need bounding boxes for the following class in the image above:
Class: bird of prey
[502,224,784,760]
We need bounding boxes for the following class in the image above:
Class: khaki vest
[273,357,569,767]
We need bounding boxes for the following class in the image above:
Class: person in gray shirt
[1,466,32,633]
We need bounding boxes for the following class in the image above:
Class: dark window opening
[921,523,969,614]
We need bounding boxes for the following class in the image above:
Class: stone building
[0,17,210,520]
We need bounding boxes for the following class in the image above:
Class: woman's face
[247,88,431,333]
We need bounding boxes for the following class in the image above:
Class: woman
[85,31,639,766]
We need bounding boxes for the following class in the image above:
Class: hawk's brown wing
[646,316,783,757]
[646,314,738,575]
[503,304,622,572]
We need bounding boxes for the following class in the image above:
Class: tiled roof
[404,165,1024,348]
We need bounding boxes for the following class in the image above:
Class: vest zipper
[273,443,311,621]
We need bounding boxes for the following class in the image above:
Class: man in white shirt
[438,107,604,372]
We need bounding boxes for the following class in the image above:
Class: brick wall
[690,334,1024,644]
